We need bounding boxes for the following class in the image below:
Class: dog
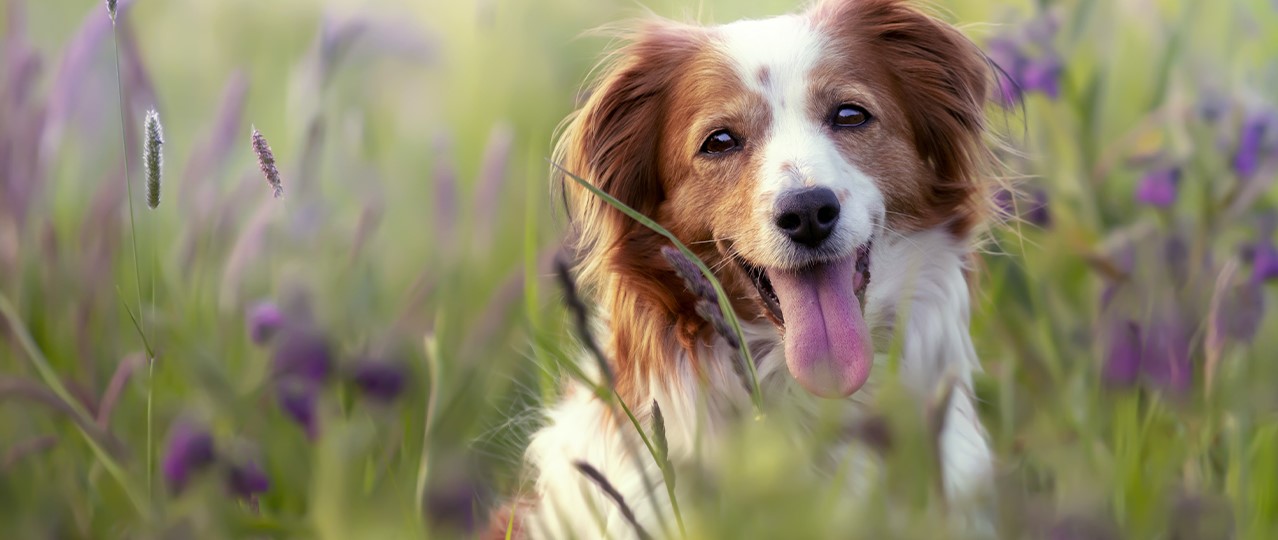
[495,0,1000,537]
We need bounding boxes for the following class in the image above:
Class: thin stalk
[147,213,158,498]
[556,334,678,537]
[614,397,686,538]
[0,294,149,517]
[109,12,149,358]
[551,161,764,415]
[415,331,442,524]
[146,357,154,498]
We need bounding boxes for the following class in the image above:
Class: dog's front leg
[874,229,994,500]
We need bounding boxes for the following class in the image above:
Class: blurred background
[1,0,1276,538]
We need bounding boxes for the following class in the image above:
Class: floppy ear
[813,0,997,235]
[553,21,713,401]
[554,20,705,288]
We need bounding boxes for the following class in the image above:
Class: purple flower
[1026,188,1051,227]
[350,359,407,403]
[161,420,217,494]
[1135,167,1180,207]
[986,17,1063,105]
[226,457,271,499]
[272,329,333,385]
[1102,320,1141,387]
[1141,320,1193,393]
[277,380,320,440]
[1233,112,1273,179]
[248,301,285,345]
[1246,217,1278,283]
[1217,279,1265,344]
[988,39,1027,106]
[993,187,1050,226]
[1249,241,1278,283]
[1019,53,1063,99]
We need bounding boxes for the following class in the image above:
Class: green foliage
[0,0,1276,538]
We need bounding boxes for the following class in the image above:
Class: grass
[1,0,1277,538]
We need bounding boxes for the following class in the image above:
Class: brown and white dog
[502,0,999,536]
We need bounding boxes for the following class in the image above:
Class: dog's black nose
[774,187,840,248]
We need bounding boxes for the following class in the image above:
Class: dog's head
[557,0,995,400]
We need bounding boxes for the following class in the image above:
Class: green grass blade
[0,293,150,518]
[550,161,764,415]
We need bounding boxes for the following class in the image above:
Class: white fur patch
[715,15,884,270]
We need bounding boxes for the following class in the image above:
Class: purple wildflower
[161,420,217,494]
[1216,279,1265,343]
[988,39,1026,106]
[1233,112,1273,179]
[1026,187,1051,227]
[1135,167,1180,207]
[993,188,1051,226]
[986,15,1063,106]
[272,329,333,385]
[994,188,1015,216]
[247,301,285,345]
[1141,320,1193,393]
[276,380,320,440]
[1102,321,1141,388]
[349,359,407,403]
[1019,53,1063,99]
[1249,240,1278,283]
[226,457,271,499]
[1247,216,1278,283]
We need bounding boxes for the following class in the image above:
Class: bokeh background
[2,0,1277,538]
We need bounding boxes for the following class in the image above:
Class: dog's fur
[495,1,999,537]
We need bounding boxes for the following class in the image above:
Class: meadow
[1,0,1276,538]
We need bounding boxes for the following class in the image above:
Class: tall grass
[0,0,1276,538]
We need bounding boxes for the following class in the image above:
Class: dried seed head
[660,246,716,302]
[106,0,117,22]
[573,461,653,540]
[554,254,615,388]
[661,246,738,349]
[143,109,163,209]
[251,126,284,198]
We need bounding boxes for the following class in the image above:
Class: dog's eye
[700,129,739,155]
[831,104,871,128]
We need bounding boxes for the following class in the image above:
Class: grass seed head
[143,109,163,209]
[251,126,284,199]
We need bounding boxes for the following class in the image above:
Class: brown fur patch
[810,0,997,236]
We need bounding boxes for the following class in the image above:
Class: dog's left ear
[813,0,996,233]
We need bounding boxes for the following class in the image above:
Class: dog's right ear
[554,20,706,285]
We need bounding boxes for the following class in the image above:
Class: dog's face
[559,0,993,400]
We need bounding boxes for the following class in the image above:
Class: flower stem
[109,17,150,359]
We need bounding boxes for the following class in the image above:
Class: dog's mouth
[732,243,874,398]
[736,243,872,326]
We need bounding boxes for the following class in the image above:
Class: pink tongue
[770,257,872,398]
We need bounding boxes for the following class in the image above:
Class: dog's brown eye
[832,104,871,128]
[700,129,739,154]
